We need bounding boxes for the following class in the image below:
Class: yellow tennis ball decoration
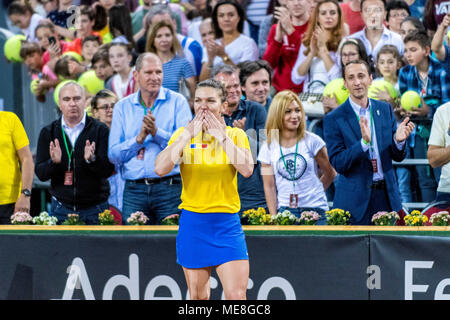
[400,91,421,111]
[62,51,83,62]
[53,80,77,106]
[102,32,113,44]
[3,34,26,63]
[323,78,349,105]
[368,79,398,100]
[30,78,40,95]
[78,70,104,95]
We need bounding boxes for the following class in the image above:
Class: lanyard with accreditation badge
[354,103,378,173]
[61,127,74,185]
[280,142,299,208]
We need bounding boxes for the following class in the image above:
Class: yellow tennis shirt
[0,112,29,204]
[168,126,250,213]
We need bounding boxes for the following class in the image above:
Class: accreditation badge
[64,171,73,186]
[289,194,298,208]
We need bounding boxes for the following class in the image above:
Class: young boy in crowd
[398,31,449,203]
[54,54,87,81]
[20,41,59,103]
[91,46,114,83]
[81,35,102,68]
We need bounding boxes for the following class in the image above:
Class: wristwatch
[21,189,31,197]
[222,55,230,63]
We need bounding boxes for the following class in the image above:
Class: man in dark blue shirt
[213,64,268,215]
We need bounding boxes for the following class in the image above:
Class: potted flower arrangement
[161,214,180,225]
[98,209,117,225]
[62,213,86,225]
[404,210,428,226]
[241,207,274,225]
[127,211,149,226]
[429,211,450,226]
[32,211,58,225]
[371,211,400,226]
[10,211,33,225]
[273,210,298,225]
[298,210,320,225]
[325,208,351,225]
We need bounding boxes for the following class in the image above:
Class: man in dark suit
[323,60,415,225]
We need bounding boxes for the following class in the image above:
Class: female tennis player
[155,79,254,300]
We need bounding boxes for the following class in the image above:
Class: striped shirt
[246,0,270,26]
[162,56,195,94]
[398,55,450,116]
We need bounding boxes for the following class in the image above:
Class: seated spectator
[91,46,114,83]
[424,0,449,36]
[105,42,136,100]
[428,101,450,204]
[258,90,336,222]
[322,37,371,113]
[54,54,87,81]
[64,5,102,55]
[108,3,135,47]
[431,14,450,71]
[145,5,203,80]
[262,0,311,94]
[90,89,125,212]
[35,81,115,225]
[0,111,34,224]
[291,0,344,94]
[340,0,365,35]
[46,0,74,28]
[7,1,45,42]
[347,0,404,66]
[35,21,70,71]
[199,17,215,46]
[145,20,196,101]
[399,16,426,41]
[399,31,447,202]
[386,0,410,35]
[20,41,59,102]
[199,0,259,81]
[238,59,273,110]
[81,35,102,68]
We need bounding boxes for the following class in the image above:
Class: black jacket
[35,116,115,210]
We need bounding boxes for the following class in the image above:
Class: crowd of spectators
[1,0,449,225]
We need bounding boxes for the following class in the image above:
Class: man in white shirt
[345,0,404,66]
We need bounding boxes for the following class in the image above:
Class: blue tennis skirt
[176,209,249,268]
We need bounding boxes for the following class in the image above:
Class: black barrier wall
[0,233,450,300]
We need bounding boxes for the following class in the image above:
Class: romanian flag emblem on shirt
[190,143,208,149]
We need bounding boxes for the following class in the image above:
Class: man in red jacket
[262,0,311,94]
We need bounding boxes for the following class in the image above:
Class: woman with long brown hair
[291,0,345,93]
[145,20,196,101]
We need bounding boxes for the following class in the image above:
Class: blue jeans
[396,145,413,203]
[412,134,437,202]
[122,177,182,225]
[278,206,327,225]
[50,197,109,225]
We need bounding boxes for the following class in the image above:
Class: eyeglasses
[97,104,115,111]
[390,12,409,19]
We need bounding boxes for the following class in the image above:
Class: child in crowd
[105,42,136,99]
[54,54,87,81]
[399,31,449,202]
[46,0,74,28]
[7,1,45,42]
[19,41,58,102]
[35,21,69,71]
[374,45,414,204]
[81,35,102,68]
[91,46,114,83]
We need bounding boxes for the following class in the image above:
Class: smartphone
[48,36,56,46]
